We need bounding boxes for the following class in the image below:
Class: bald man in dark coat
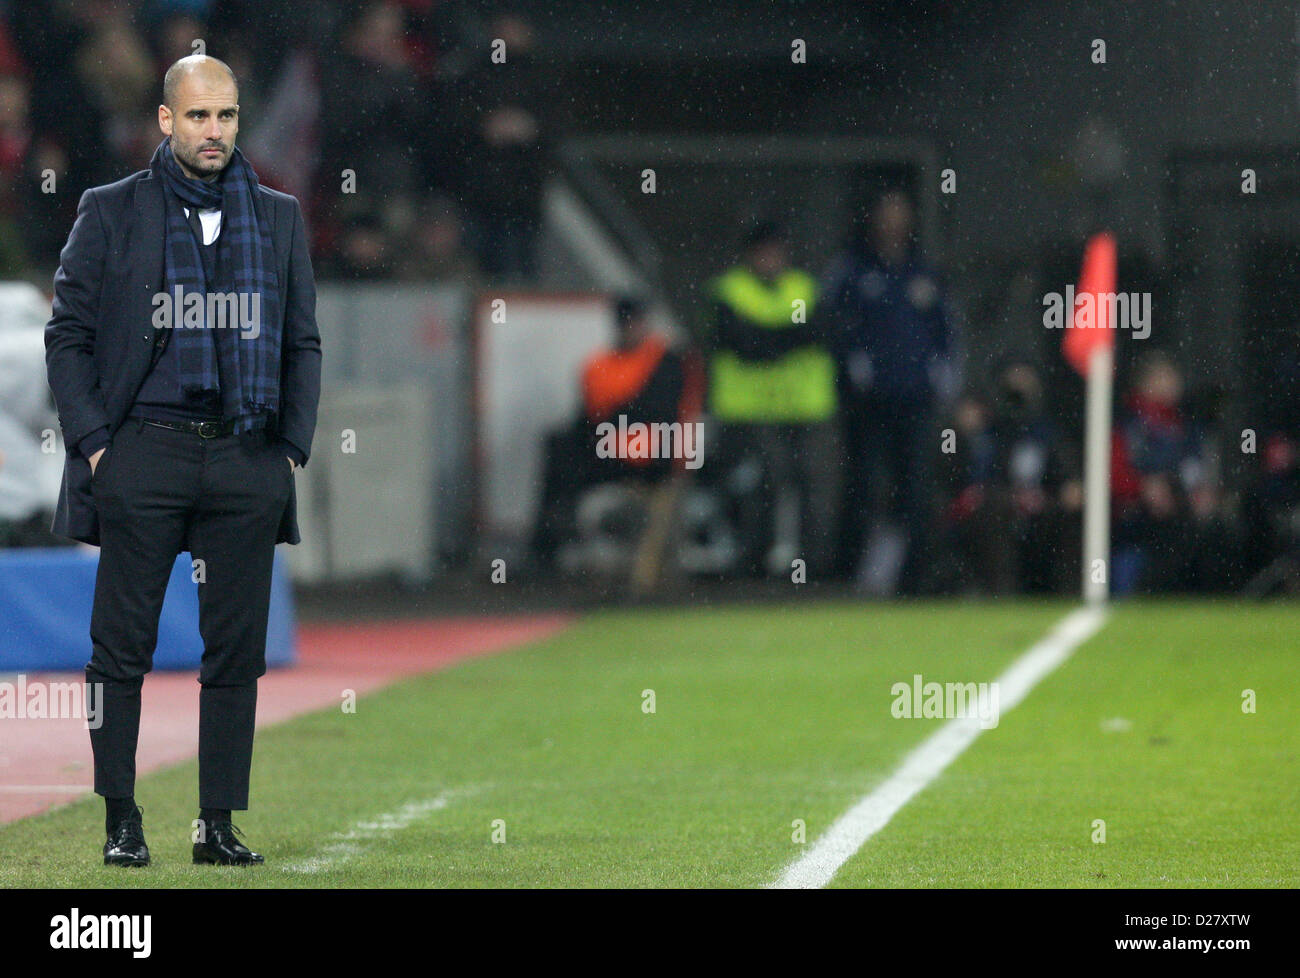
[45,55,321,867]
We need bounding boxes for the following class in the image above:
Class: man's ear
[158,104,172,136]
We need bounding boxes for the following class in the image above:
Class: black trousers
[714,421,841,578]
[85,418,293,809]
[838,392,936,592]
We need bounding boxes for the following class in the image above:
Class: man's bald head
[162,55,238,110]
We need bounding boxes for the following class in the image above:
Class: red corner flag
[1063,231,1117,376]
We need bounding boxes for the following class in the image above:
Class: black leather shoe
[192,821,264,866]
[103,807,150,867]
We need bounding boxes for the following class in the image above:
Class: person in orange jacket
[529,296,701,567]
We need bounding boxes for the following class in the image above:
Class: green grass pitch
[2,600,1296,888]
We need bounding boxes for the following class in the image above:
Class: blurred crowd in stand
[0,0,543,287]
[0,1,1294,597]
[531,189,1292,597]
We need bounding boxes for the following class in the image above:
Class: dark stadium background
[2,0,1298,600]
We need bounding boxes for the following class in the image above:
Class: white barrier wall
[0,282,62,522]
[287,383,435,584]
[285,283,471,583]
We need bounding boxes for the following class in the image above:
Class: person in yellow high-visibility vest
[707,222,840,578]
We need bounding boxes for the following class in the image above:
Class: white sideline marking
[770,605,1109,890]
[281,791,468,874]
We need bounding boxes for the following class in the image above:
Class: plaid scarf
[153,138,281,433]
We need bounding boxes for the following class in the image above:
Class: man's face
[158,71,239,181]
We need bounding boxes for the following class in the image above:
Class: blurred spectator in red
[1242,328,1300,590]
[1110,351,1207,594]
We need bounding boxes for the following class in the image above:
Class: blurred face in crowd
[0,75,28,129]
[1139,360,1183,407]
[419,212,464,261]
[954,395,988,435]
[747,239,788,280]
[349,1,409,68]
[999,363,1042,413]
[492,14,536,53]
[343,223,389,273]
[158,59,239,182]
[872,191,914,261]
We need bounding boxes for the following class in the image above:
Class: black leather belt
[138,417,235,439]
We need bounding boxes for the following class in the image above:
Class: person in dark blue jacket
[820,190,954,594]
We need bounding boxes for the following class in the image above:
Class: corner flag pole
[1082,344,1113,604]
[1063,231,1117,605]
